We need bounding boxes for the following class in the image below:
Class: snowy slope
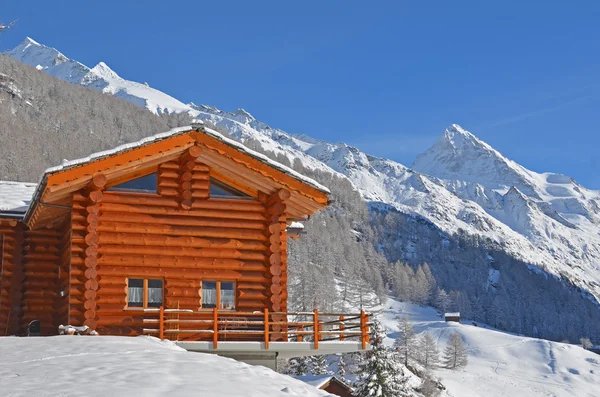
[7,38,600,303]
[0,336,330,397]
[378,299,600,397]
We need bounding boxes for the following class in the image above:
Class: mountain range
[5,37,600,312]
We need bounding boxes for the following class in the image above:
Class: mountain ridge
[5,37,600,309]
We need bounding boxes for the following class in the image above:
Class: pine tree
[417,332,439,369]
[337,354,347,382]
[310,355,332,375]
[435,288,451,314]
[354,320,411,397]
[394,315,416,366]
[286,356,311,376]
[443,332,468,369]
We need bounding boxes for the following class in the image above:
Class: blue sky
[2,1,600,187]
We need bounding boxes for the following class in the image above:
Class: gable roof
[293,375,354,394]
[24,123,330,228]
[42,125,329,194]
[0,181,36,217]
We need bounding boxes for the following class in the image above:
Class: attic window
[107,173,157,193]
[210,178,250,198]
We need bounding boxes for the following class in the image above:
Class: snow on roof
[42,125,330,194]
[445,312,460,317]
[288,221,305,230]
[293,375,335,389]
[0,181,37,216]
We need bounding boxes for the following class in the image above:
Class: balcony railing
[142,307,371,350]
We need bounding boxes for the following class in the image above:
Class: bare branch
[0,19,17,33]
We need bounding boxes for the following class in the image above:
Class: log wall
[68,153,287,336]
[0,218,22,335]
[20,227,62,335]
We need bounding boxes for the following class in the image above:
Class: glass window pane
[202,281,217,309]
[128,278,143,307]
[209,178,250,198]
[147,280,163,308]
[108,173,157,192]
[220,282,235,310]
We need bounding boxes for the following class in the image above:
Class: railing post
[339,315,345,341]
[159,306,164,340]
[360,310,367,350]
[298,325,303,342]
[264,308,270,350]
[213,307,218,349]
[313,309,319,350]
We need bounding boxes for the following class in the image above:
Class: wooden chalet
[0,122,370,367]
[294,375,356,397]
[444,312,460,322]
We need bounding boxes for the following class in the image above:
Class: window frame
[126,278,164,309]
[201,280,237,311]
[208,176,254,200]
[106,170,158,194]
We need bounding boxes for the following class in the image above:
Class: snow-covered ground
[0,336,329,397]
[378,298,600,397]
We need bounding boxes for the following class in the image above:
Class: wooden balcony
[142,307,371,351]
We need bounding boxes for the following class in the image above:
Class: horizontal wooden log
[237,300,270,309]
[97,255,267,271]
[164,279,201,288]
[100,193,264,212]
[96,267,264,282]
[164,287,201,297]
[98,233,266,250]
[237,290,268,300]
[164,297,201,307]
[96,212,265,230]
[100,203,266,222]
[98,245,266,261]
[92,221,267,241]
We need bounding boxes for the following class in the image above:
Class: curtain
[128,287,143,305]
[148,287,163,305]
[203,287,217,308]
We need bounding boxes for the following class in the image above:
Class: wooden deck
[142,307,371,350]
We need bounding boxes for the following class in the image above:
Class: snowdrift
[0,336,329,397]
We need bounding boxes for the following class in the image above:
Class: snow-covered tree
[354,320,412,397]
[580,337,593,350]
[434,288,451,314]
[285,356,311,376]
[417,332,439,369]
[394,315,416,366]
[443,332,468,369]
[337,354,347,382]
[310,355,331,375]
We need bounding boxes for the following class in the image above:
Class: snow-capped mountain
[6,37,600,304]
[5,38,194,115]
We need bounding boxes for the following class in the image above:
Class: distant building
[445,312,460,322]
[294,375,355,397]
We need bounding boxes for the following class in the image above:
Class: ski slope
[0,336,329,397]
[378,298,600,397]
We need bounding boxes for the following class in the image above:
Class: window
[202,281,235,310]
[108,173,157,193]
[209,178,250,198]
[127,278,163,308]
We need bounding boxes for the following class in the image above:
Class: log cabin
[0,121,370,368]
[294,375,356,397]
